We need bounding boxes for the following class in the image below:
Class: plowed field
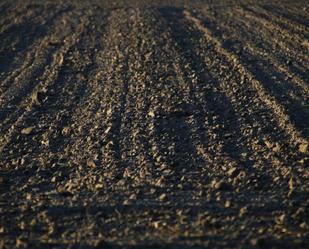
[0,0,308,248]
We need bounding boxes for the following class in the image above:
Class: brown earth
[0,0,308,248]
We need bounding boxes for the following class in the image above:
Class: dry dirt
[0,0,309,248]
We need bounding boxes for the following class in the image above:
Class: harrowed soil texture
[0,0,308,248]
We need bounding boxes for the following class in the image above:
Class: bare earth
[0,0,308,248]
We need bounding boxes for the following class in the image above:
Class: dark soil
[0,0,308,248]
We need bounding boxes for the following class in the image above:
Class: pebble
[62,127,70,136]
[21,126,35,135]
[224,200,231,208]
[288,177,294,191]
[211,180,232,191]
[148,110,155,117]
[159,193,167,202]
[299,143,308,153]
[272,143,281,152]
[87,160,97,168]
[239,206,248,216]
[264,140,273,149]
[227,167,238,177]
[250,238,265,246]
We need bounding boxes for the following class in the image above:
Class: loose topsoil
[0,0,308,248]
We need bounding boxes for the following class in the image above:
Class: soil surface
[0,0,308,248]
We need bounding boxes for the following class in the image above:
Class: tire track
[222,6,309,72]
[117,9,159,187]
[123,8,276,196]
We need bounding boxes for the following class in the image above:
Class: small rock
[272,143,281,152]
[21,126,35,135]
[224,200,231,208]
[87,160,97,168]
[106,108,112,116]
[288,177,294,191]
[211,180,232,191]
[299,143,308,153]
[123,199,131,205]
[250,238,258,246]
[104,126,112,134]
[241,152,247,158]
[51,176,57,183]
[250,238,266,247]
[144,51,153,61]
[152,221,161,229]
[159,193,167,202]
[26,193,32,201]
[62,127,70,136]
[41,139,49,147]
[95,183,104,189]
[48,40,63,46]
[276,214,285,224]
[148,110,155,118]
[16,237,27,248]
[300,222,307,229]
[227,167,238,177]
[129,194,137,200]
[239,206,248,216]
[264,140,273,149]
[31,91,40,105]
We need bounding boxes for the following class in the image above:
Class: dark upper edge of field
[1,0,308,10]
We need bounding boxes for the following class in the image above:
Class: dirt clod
[21,127,35,135]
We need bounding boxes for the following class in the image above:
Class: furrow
[48,9,134,191]
[260,3,309,28]
[0,15,90,156]
[0,3,71,55]
[231,13,309,93]
[142,22,206,189]
[0,2,12,24]
[197,7,309,137]
[117,10,158,187]
[159,7,299,190]
[0,5,73,88]
[235,6,309,54]
[4,13,106,169]
[245,4,309,39]
[0,9,80,121]
[183,9,308,150]
[0,2,42,34]
[226,6,309,83]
